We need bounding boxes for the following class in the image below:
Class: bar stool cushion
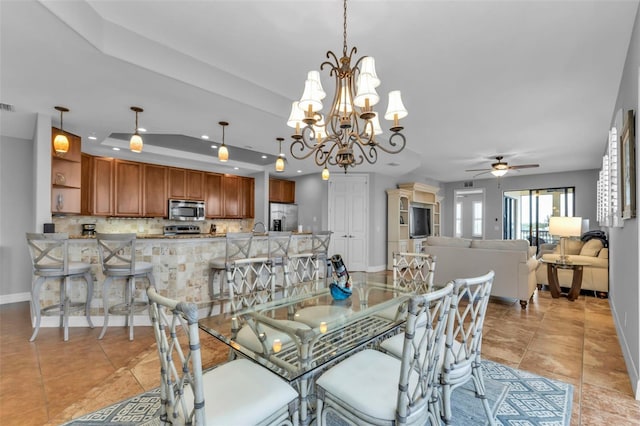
[316,349,419,421]
[36,261,91,274]
[104,261,154,275]
[179,359,299,425]
[236,320,311,354]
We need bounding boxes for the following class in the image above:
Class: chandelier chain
[343,0,348,57]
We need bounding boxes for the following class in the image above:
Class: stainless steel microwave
[168,199,205,221]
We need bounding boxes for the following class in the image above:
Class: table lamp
[548,216,582,264]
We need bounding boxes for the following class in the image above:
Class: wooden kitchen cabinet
[80,153,93,215]
[91,157,114,216]
[114,160,143,216]
[222,175,241,218]
[240,177,254,218]
[168,167,204,200]
[51,127,82,214]
[143,164,168,217]
[205,172,223,218]
[269,178,295,203]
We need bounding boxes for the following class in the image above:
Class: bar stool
[96,233,155,341]
[26,232,94,342]
[287,231,332,284]
[208,232,254,314]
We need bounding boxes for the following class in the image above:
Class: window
[455,202,462,237]
[472,201,483,237]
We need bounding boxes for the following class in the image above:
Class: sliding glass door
[503,187,575,249]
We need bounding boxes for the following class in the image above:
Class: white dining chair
[314,283,454,426]
[146,286,299,425]
[440,270,495,426]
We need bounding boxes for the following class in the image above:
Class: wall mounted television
[409,202,432,239]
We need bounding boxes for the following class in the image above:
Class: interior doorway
[502,187,575,250]
[453,189,485,239]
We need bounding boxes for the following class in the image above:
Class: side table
[540,259,590,301]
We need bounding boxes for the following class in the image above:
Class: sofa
[421,236,539,308]
[535,238,609,294]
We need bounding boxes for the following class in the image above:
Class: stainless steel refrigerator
[269,203,299,232]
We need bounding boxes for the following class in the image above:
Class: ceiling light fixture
[490,168,508,177]
[286,0,407,178]
[129,106,144,153]
[275,137,285,173]
[218,121,229,162]
[53,106,69,154]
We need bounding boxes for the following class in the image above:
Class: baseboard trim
[36,315,152,328]
[0,292,31,305]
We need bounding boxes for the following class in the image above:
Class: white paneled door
[328,175,368,271]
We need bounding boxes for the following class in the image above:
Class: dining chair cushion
[236,320,311,354]
[180,358,298,425]
[316,349,419,421]
[293,304,352,327]
[380,331,463,368]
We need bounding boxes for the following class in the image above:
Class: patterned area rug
[62,360,572,425]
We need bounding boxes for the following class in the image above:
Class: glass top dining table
[198,273,423,383]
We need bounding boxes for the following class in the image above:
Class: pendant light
[129,106,144,153]
[53,106,69,154]
[322,166,330,181]
[218,121,229,162]
[275,137,285,173]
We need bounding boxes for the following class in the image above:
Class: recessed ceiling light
[112,147,120,151]
[211,145,217,149]
[297,170,302,173]
[261,155,267,159]
[88,136,97,140]
[201,135,209,140]
[137,127,147,133]
[233,167,239,170]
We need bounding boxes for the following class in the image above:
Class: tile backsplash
[52,216,253,236]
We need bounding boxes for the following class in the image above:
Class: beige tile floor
[1,278,639,425]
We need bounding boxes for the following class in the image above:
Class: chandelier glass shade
[287,0,407,177]
[218,121,229,162]
[53,106,69,154]
[129,106,144,153]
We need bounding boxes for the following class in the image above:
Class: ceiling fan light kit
[466,155,539,178]
[285,0,407,179]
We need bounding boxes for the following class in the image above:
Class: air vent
[463,181,474,188]
[0,103,15,112]
[387,162,400,167]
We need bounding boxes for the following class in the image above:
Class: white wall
[608,4,640,400]
[0,135,35,301]
[442,170,599,239]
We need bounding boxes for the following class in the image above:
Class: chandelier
[286,0,408,179]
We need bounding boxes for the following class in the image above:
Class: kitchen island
[35,233,314,325]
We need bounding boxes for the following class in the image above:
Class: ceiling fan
[465,156,539,177]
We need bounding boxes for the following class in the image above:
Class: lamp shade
[549,216,582,237]
[287,101,305,129]
[354,73,380,108]
[365,112,383,136]
[129,133,143,153]
[218,145,229,162]
[299,78,324,113]
[490,169,508,177]
[359,57,380,87]
[54,133,69,154]
[384,90,408,120]
[306,71,326,100]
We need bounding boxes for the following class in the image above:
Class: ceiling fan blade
[465,168,491,172]
[509,164,539,169]
[473,171,491,178]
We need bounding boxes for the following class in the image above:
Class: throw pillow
[580,239,604,257]
[553,239,582,255]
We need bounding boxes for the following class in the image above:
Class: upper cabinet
[143,164,168,217]
[169,168,204,200]
[51,127,82,214]
[269,178,295,203]
[80,155,253,218]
